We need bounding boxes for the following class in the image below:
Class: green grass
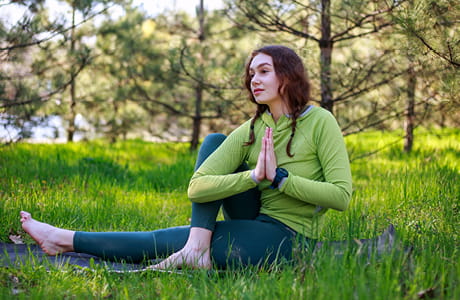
[0,129,458,299]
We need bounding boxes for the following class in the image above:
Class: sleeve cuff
[278,177,288,189]
[250,170,261,184]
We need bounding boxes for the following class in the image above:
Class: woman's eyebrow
[249,62,272,71]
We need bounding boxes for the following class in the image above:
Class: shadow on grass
[1,143,195,193]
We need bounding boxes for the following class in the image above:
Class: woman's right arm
[187,121,258,203]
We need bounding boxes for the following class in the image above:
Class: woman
[20,45,352,270]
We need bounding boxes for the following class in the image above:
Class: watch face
[278,168,288,177]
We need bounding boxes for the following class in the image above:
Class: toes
[20,211,31,222]
[154,253,181,269]
[153,250,211,270]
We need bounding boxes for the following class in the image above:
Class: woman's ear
[279,83,286,97]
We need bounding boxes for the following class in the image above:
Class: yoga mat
[0,242,158,272]
[1,225,405,273]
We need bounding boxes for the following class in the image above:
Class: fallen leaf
[353,238,363,246]
[9,275,19,284]
[11,288,24,295]
[9,234,24,244]
[417,287,436,299]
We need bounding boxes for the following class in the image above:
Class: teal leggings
[74,134,304,268]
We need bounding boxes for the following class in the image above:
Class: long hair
[244,45,311,157]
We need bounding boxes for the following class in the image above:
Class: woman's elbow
[335,199,349,211]
[334,189,352,211]
[187,184,209,203]
[187,188,201,203]
[187,182,199,202]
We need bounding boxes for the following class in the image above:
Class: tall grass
[0,128,458,299]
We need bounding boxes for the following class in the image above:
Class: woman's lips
[253,89,263,95]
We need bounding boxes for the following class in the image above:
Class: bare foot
[150,246,212,270]
[20,211,75,255]
[149,227,213,270]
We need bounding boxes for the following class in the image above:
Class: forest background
[0,0,459,150]
[0,1,458,298]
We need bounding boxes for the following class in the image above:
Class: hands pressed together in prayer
[254,127,277,183]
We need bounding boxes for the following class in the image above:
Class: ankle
[186,230,211,251]
[52,229,75,251]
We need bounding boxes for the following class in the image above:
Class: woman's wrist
[250,170,261,184]
[266,168,276,182]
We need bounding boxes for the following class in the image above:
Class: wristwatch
[270,167,289,189]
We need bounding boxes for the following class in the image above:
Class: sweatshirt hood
[260,105,315,131]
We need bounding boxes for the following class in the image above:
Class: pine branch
[226,1,319,42]
[342,94,436,136]
[0,61,87,108]
[0,5,112,51]
[331,1,406,41]
[335,69,407,103]
[411,31,460,68]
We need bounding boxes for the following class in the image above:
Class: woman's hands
[254,127,277,182]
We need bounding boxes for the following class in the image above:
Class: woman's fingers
[254,129,267,182]
[265,127,277,181]
[254,127,278,182]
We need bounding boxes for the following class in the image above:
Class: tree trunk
[192,85,203,150]
[190,0,205,151]
[404,64,416,152]
[67,2,77,142]
[438,102,446,127]
[319,0,334,113]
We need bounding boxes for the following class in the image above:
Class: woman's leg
[190,133,260,229]
[21,212,301,268]
[153,133,261,269]
[189,133,226,231]
[74,226,190,262]
[21,133,263,268]
[21,210,194,264]
[75,217,299,268]
[221,162,260,220]
[210,217,297,268]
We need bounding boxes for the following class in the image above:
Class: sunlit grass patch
[0,128,459,299]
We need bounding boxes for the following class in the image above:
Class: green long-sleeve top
[188,106,352,239]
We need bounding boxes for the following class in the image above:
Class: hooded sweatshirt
[188,106,352,239]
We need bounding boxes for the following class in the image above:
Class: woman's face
[249,53,283,107]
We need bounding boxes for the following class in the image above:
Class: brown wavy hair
[244,45,311,157]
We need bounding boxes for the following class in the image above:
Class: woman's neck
[268,103,289,123]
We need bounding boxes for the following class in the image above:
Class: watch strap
[270,168,288,189]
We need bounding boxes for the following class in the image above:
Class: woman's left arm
[279,112,352,211]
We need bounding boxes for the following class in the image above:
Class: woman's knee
[202,133,226,148]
